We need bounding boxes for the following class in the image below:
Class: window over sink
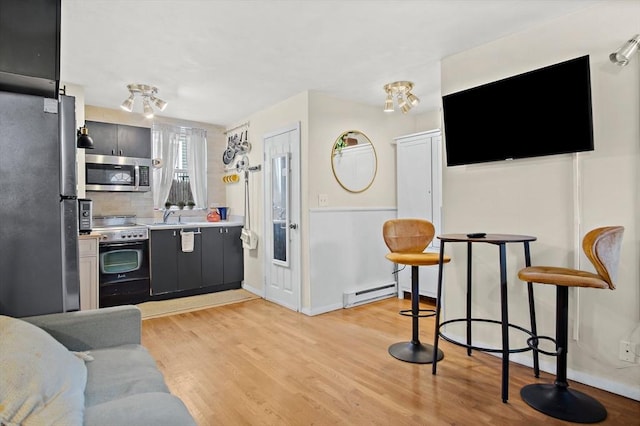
[167,137,192,206]
[152,124,207,209]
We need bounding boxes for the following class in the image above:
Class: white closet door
[397,137,433,222]
[395,130,442,298]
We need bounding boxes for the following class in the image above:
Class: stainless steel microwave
[85,154,151,192]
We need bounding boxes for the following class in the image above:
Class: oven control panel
[98,227,149,243]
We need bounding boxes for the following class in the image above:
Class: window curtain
[151,123,180,209]
[186,128,207,208]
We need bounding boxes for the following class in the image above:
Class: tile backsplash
[89,191,154,218]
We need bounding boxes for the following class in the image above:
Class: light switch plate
[318,194,329,207]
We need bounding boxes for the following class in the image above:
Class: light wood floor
[142,297,639,425]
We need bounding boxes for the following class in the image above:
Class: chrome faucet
[163,210,175,223]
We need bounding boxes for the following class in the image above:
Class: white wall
[227,90,440,309]
[225,92,310,296]
[440,2,639,399]
[308,207,397,315]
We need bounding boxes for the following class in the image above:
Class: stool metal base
[388,341,444,364]
[521,384,607,423]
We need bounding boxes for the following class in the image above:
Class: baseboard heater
[343,282,397,308]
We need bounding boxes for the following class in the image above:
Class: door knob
[289,223,298,229]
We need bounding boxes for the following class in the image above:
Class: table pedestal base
[388,341,444,364]
[521,384,607,423]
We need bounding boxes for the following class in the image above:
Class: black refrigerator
[0,91,80,317]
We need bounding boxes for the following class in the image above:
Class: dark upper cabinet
[0,0,60,98]
[117,125,151,158]
[86,121,151,158]
[86,121,117,156]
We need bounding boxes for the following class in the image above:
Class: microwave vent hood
[85,154,151,192]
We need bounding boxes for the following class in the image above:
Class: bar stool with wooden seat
[383,219,451,364]
[517,226,624,423]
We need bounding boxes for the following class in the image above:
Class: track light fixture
[120,84,168,118]
[383,81,420,113]
[609,34,639,66]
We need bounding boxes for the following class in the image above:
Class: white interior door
[263,123,301,311]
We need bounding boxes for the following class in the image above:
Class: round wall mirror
[331,130,377,193]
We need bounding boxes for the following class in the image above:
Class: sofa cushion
[84,344,169,407]
[84,392,197,426]
[0,315,87,426]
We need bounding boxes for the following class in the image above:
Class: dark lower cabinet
[177,229,202,291]
[201,228,224,286]
[150,229,178,295]
[223,226,244,284]
[201,226,244,289]
[151,226,242,297]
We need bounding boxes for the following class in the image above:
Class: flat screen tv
[442,55,594,166]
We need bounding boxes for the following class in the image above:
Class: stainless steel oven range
[93,215,150,307]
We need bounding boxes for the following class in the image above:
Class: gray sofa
[6,306,196,426]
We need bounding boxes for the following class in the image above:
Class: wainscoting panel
[308,207,396,315]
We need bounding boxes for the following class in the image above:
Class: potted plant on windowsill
[186,200,196,210]
[164,201,173,210]
[177,201,186,210]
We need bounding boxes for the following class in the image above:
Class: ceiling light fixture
[383,81,420,113]
[120,84,168,118]
[609,34,639,66]
[383,93,394,112]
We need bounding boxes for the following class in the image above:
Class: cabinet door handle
[111,149,115,155]
[119,149,123,156]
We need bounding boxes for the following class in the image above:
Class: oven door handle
[100,241,147,249]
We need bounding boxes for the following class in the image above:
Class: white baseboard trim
[301,302,343,316]
[446,332,640,401]
[241,282,263,298]
[508,352,640,401]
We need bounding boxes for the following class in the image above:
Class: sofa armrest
[23,305,141,351]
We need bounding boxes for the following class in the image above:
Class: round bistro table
[431,233,540,403]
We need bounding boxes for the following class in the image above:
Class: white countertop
[137,216,244,230]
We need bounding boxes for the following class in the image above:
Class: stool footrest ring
[438,318,536,354]
[399,308,435,319]
[526,335,561,357]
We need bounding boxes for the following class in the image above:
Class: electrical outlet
[619,341,635,363]
[318,194,329,207]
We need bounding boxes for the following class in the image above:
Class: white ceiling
[61,0,600,127]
